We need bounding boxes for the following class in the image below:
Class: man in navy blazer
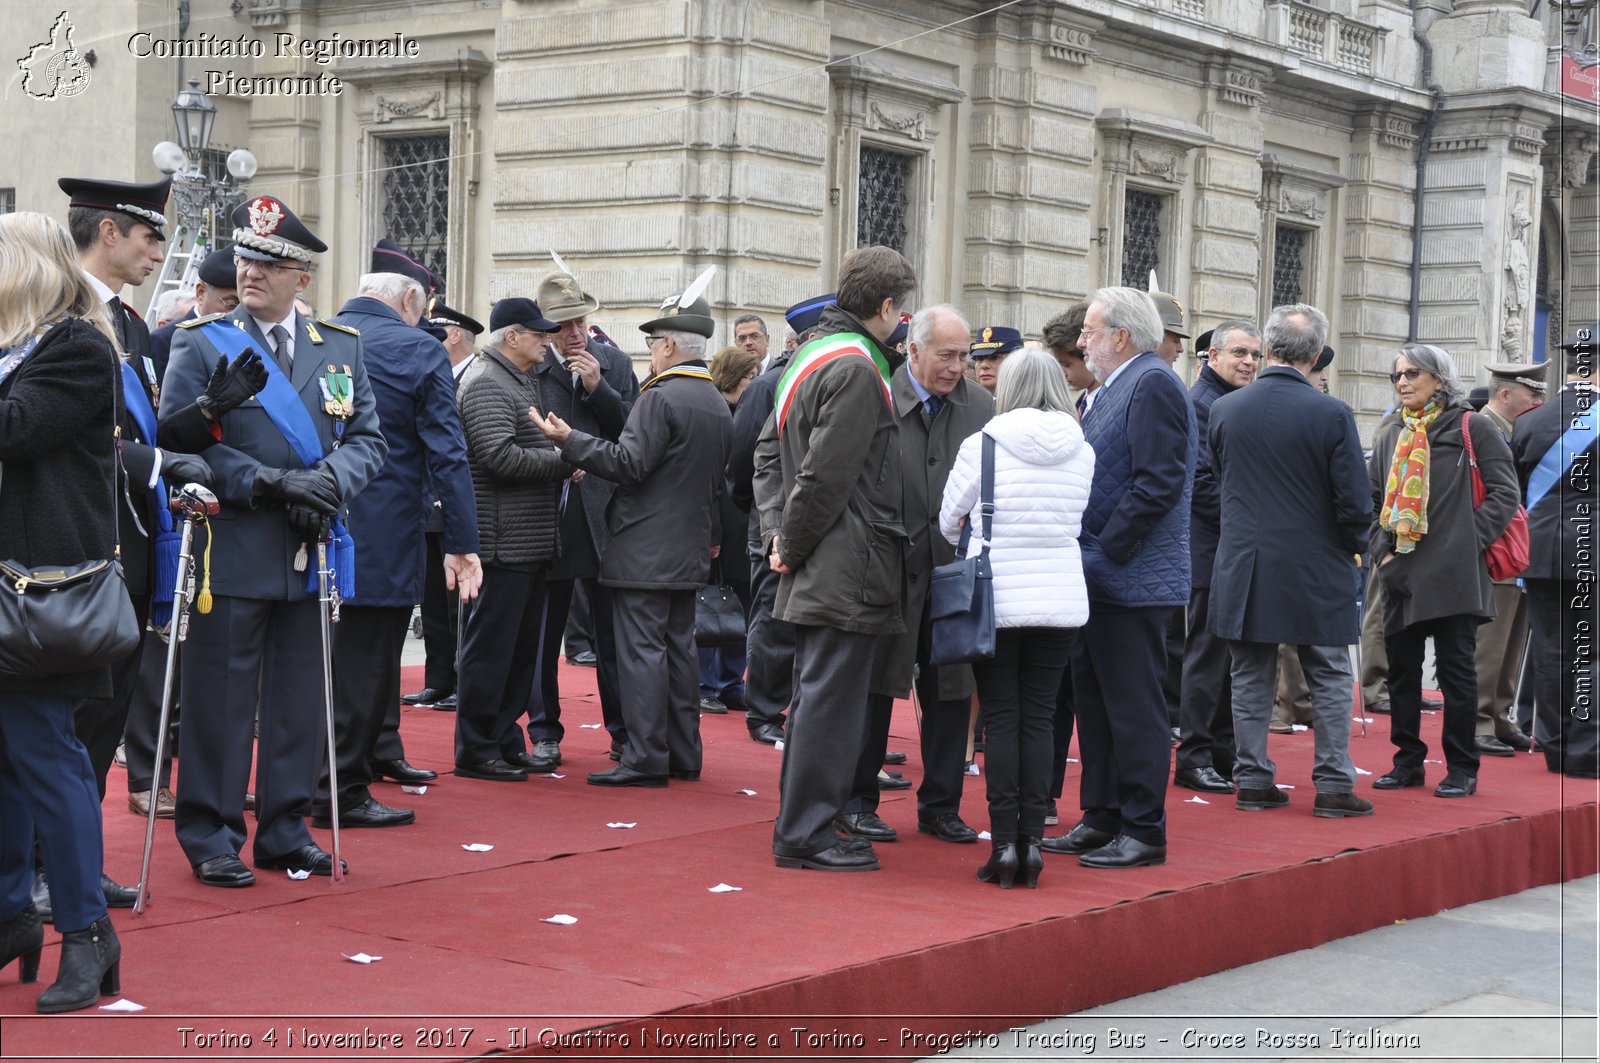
[1041,287,1195,869]
[1207,304,1373,818]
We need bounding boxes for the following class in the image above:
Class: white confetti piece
[774,739,784,750]
[1066,757,1079,763]
[1354,766,1373,776]
[1276,783,1296,790]
[99,998,145,1012]
[707,883,742,893]
[1425,759,1443,764]
[342,952,382,964]
[1185,796,1210,804]
[1353,716,1373,724]
[461,842,494,852]
[736,788,757,796]
[286,869,311,880]
[542,914,578,925]
[978,830,992,840]
[401,785,428,795]
[606,822,637,829]
[965,763,981,776]
[1291,724,1310,732]
[580,723,602,729]
[540,773,566,779]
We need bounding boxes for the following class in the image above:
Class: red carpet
[2,661,1594,1061]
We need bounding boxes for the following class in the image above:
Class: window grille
[1272,225,1309,307]
[1121,190,1163,289]
[380,133,451,287]
[857,146,912,252]
[0,189,14,215]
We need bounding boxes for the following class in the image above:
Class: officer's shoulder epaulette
[318,318,360,336]
[176,312,230,329]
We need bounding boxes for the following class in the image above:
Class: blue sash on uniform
[198,319,357,597]
[121,361,181,625]
[1527,401,1598,513]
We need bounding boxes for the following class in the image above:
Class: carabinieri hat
[428,298,484,336]
[784,293,834,336]
[489,297,559,334]
[371,239,435,293]
[970,325,1024,358]
[196,244,238,289]
[58,176,173,240]
[1557,324,1599,352]
[1484,361,1546,394]
[230,195,327,263]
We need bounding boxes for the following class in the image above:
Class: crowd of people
[0,175,1594,1012]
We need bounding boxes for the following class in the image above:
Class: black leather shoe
[774,842,880,871]
[453,759,528,782]
[432,693,457,712]
[370,758,438,784]
[976,840,1020,888]
[193,854,255,888]
[1433,772,1477,798]
[1373,767,1425,790]
[400,687,450,706]
[917,813,979,843]
[1502,730,1532,752]
[505,751,559,774]
[698,697,728,715]
[883,750,908,765]
[720,692,749,712]
[314,797,414,828]
[1175,766,1234,794]
[1079,834,1167,869]
[1235,786,1290,811]
[587,764,667,788]
[256,844,345,876]
[877,770,912,791]
[567,650,598,666]
[1313,792,1375,818]
[749,723,784,745]
[835,811,897,841]
[1040,822,1116,855]
[1422,692,1445,709]
[30,872,52,925]
[1475,736,1515,757]
[99,874,137,908]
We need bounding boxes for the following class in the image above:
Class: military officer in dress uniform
[160,196,388,887]
[531,278,734,786]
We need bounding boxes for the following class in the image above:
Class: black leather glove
[285,503,332,543]
[159,450,212,488]
[254,465,339,513]
[198,349,269,418]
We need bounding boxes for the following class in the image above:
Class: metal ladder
[143,214,212,324]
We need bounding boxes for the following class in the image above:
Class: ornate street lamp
[152,76,257,244]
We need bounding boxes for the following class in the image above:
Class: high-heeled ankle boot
[0,903,43,983]
[1018,837,1044,889]
[975,840,1020,889]
[37,916,120,1013]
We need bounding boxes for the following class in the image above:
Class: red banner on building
[1562,56,1600,105]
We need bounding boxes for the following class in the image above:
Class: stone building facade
[4,0,1595,433]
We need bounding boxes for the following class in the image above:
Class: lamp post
[152,75,257,245]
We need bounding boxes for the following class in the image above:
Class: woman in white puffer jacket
[940,346,1094,889]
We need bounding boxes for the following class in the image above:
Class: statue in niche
[1501,193,1532,357]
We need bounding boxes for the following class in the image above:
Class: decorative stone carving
[1280,187,1323,220]
[1511,123,1544,158]
[1222,69,1263,107]
[829,57,963,145]
[868,101,927,141]
[1096,108,1212,185]
[1501,192,1533,357]
[1558,135,1598,189]
[230,0,290,29]
[1047,24,1094,66]
[1132,148,1182,182]
[375,91,443,124]
[1380,115,1417,149]
[1433,133,1490,154]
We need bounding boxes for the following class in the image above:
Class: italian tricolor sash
[773,332,893,435]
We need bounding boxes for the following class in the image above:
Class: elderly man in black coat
[1207,304,1372,818]
[531,287,733,786]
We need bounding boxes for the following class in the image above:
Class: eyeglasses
[234,254,307,276]
[1389,368,1427,384]
[646,334,668,347]
[1079,325,1124,338]
[1214,346,1263,362]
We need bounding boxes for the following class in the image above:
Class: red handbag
[1460,411,1530,581]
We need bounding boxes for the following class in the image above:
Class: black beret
[196,244,237,289]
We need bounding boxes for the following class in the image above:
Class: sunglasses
[1389,368,1427,384]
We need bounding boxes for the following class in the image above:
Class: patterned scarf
[1380,397,1444,554]
[0,333,44,390]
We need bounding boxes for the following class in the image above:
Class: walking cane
[316,537,346,885]
[1351,558,1368,739]
[134,483,219,916]
[1510,627,1535,751]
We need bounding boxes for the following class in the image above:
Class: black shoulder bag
[928,434,997,667]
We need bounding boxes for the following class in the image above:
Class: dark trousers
[75,592,151,798]
[743,540,794,730]
[1526,579,1599,774]
[321,605,412,810]
[844,693,897,817]
[1072,604,1176,847]
[564,581,595,657]
[175,595,324,866]
[0,691,105,932]
[1048,632,1078,800]
[455,562,548,765]
[1385,612,1480,779]
[418,531,460,693]
[526,577,625,745]
[975,627,1071,844]
[612,587,701,775]
[773,624,878,858]
[1162,608,1185,727]
[1176,585,1236,775]
[123,625,178,792]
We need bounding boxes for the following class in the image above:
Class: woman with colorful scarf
[1367,344,1520,798]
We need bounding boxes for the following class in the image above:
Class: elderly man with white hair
[313,241,482,828]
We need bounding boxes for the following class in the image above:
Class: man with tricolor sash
[1512,324,1600,779]
[753,245,918,872]
[161,195,388,887]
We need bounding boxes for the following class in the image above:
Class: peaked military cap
[489,297,559,334]
[785,293,835,336]
[58,175,173,239]
[230,195,327,263]
[428,298,484,336]
[970,325,1024,358]
[1484,361,1546,393]
[371,239,435,292]
[1557,324,1598,351]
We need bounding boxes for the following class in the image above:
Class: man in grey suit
[523,270,639,769]
[160,196,388,886]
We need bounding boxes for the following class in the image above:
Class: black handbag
[928,434,996,667]
[0,346,139,679]
[694,561,746,648]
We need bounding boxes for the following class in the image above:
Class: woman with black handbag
[0,212,127,1011]
[940,347,1094,888]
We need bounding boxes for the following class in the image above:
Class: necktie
[1075,393,1088,420]
[269,324,291,374]
[107,297,128,350]
[924,395,943,424]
